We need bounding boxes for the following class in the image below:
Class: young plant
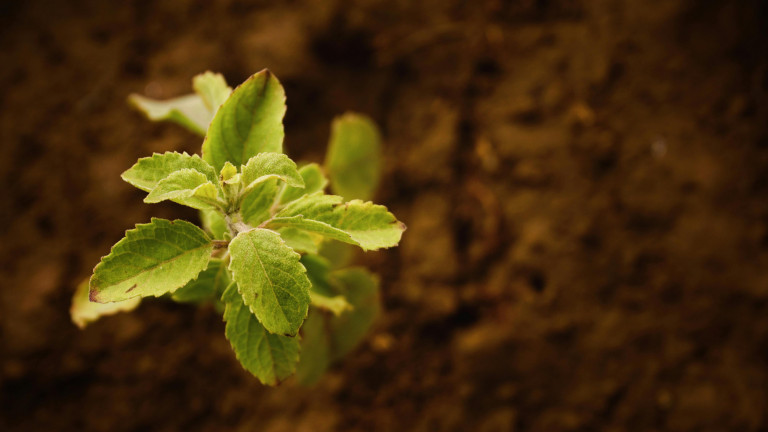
[71,70,405,386]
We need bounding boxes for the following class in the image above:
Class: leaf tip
[88,286,101,303]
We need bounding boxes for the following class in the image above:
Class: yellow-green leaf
[70,278,140,329]
[122,152,218,193]
[144,169,221,210]
[302,254,351,316]
[192,71,232,112]
[240,153,304,200]
[200,209,229,240]
[90,218,213,303]
[280,163,329,204]
[171,259,230,303]
[278,227,319,254]
[202,69,286,172]
[269,194,406,251]
[325,113,382,201]
[239,179,280,226]
[222,283,300,385]
[128,94,210,136]
[228,228,311,336]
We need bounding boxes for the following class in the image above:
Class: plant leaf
[241,153,304,198]
[171,259,230,303]
[144,168,221,210]
[128,94,210,136]
[122,152,218,192]
[220,161,238,182]
[318,240,355,270]
[239,179,279,226]
[280,163,328,204]
[200,209,229,240]
[326,113,382,201]
[278,227,319,254]
[128,71,232,136]
[296,266,380,385]
[222,283,300,385]
[329,267,380,359]
[90,218,213,303]
[70,278,140,329]
[202,69,286,172]
[316,199,405,250]
[192,71,232,112]
[295,309,331,386]
[268,216,354,248]
[269,194,406,251]
[228,228,311,336]
[302,254,351,316]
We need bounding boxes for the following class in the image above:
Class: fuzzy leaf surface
[172,259,230,303]
[274,193,340,219]
[122,152,218,192]
[192,71,232,112]
[267,216,353,246]
[278,227,319,254]
[240,179,279,226]
[90,218,212,303]
[228,228,311,336]
[316,199,405,250]
[202,69,286,172]
[270,194,405,251]
[200,209,228,240]
[222,283,300,385]
[220,162,238,182]
[144,169,220,210]
[71,278,140,329]
[326,113,382,201]
[241,153,304,198]
[280,163,328,204]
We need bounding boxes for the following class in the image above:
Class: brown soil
[2,1,768,431]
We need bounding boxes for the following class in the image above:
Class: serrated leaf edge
[227,228,310,337]
[89,218,213,303]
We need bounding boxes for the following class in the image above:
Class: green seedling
[70,70,404,386]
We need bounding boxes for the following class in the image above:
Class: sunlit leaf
[90,218,212,303]
[228,228,311,336]
[202,69,286,172]
[222,283,300,385]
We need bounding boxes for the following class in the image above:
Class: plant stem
[225,213,252,237]
[212,240,229,249]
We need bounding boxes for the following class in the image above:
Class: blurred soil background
[2,0,768,431]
